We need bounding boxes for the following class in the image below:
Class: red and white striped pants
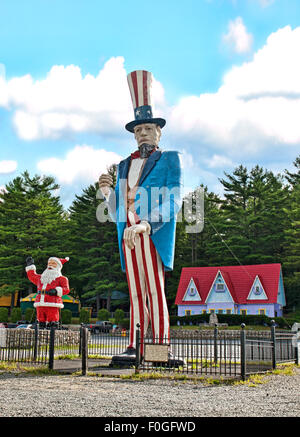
[123,213,170,352]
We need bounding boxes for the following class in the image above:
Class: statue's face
[133,123,161,148]
[48,259,59,270]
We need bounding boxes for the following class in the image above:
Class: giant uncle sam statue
[99,70,183,364]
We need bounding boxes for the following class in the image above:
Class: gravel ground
[0,367,299,418]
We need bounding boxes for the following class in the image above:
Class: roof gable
[205,270,234,304]
[247,275,268,301]
[182,277,201,302]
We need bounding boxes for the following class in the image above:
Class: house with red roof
[175,264,286,318]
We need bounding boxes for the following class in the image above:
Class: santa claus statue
[25,256,70,329]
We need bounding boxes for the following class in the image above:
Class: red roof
[175,264,282,305]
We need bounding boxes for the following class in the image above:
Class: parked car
[7,323,18,328]
[16,324,34,329]
[0,323,7,328]
[86,320,113,334]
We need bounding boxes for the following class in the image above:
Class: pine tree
[67,182,128,313]
[0,172,68,310]
[283,161,300,309]
[285,155,300,187]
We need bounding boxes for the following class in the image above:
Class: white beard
[40,267,61,289]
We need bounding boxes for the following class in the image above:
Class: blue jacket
[106,149,183,272]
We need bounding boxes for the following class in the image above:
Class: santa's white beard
[40,267,61,288]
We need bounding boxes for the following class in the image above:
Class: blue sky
[0,0,300,206]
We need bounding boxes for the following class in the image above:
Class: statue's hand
[123,223,149,250]
[99,173,113,197]
[25,256,34,266]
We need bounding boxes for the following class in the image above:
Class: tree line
[0,155,299,315]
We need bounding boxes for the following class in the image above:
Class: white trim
[34,302,64,308]
[56,286,63,297]
[25,265,36,272]
[205,270,234,304]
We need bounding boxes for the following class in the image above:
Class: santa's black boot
[49,321,60,330]
[38,322,47,330]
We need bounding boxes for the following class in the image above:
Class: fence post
[271,320,276,370]
[81,326,88,376]
[240,323,246,381]
[33,323,39,361]
[79,323,83,356]
[214,324,218,364]
[135,323,140,374]
[48,327,55,370]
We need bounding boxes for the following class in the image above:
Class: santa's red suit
[25,257,70,323]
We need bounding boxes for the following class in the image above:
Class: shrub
[11,308,22,323]
[61,309,72,324]
[119,318,130,329]
[24,308,36,322]
[170,313,289,328]
[0,308,8,323]
[79,309,90,324]
[114,309,125,324]
[97,308,110,321]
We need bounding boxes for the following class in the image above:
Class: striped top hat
[125,70,166,133]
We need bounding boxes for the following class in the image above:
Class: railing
[136,322,299,380]
[0,327,51,365]
[0,322,298,380]
[0,326,80,368]
[86,329,129,357]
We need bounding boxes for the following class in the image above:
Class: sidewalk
[53,358,136,376]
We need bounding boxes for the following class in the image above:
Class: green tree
[0,172,68,310]
[285,155,300,187]
[283,183,300,309]
[214,165,288,266]
[67,182,128,313]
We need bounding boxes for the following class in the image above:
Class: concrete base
[109,348,137,368]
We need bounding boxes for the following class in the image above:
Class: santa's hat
[48,257,69,269]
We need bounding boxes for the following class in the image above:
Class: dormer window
[216,283,225,292]
[190,287,196,296]
[254,286,261,295]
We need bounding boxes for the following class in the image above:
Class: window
[226,309,232,314]
[202,310,207,314]
[254,285,262,295]
[209,309,215,314]
[241,309,247,316]
[216,283,225,292]
[218,309,224,314]
[185,310,191,316]
[259,309,266,315]
[189,287,196,296]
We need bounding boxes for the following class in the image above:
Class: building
[20,293,80,316]
[175,263,286,318]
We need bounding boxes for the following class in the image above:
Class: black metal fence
[136,323,299,380]
[0,326,80,368]
[0,323,298,380]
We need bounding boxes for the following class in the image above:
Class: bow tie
[131,146,157,160]
[131,150,141,159]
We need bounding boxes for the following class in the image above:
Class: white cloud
[0,57,166,141]
[223,17,253,54]
[0,160,17,174]
[37,145,123,185]
[257,0,275,7]
[169,25,300,157]
[205,154,236,168]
